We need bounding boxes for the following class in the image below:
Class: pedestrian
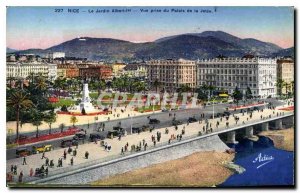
[175,125,178,130]
[70,157,74,166]
[63,150,67,160]
[22,156,27,165]
[45,167,48,176]
[144,143,148,151]
[10,165,13,173]
[176,134,179,140]
[125,145,128,152]
[142,139,145,146]
[68,146,72,154]
[45,157,49,166]
[50,160,54,168]
[179,134,182,141]
[57,159,60,167]
[118,135,121,141]
[168,139,171,144]
[153,140,156,147]
[121,147,124,155]
[41,152,45,159]
[29,168,34,177]
[18,171,23,183]
[182,129,185,135]
[94,138,97,144]
[73,149,77,156]
[13,165,17,175]
[203,126,205,132]
[85,151,89,159]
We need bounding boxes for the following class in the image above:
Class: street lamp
[130,115,133,135]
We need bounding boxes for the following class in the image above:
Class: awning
[219,94,229,97]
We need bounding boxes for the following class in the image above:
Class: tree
[70,115,78,127]
[81,107,86,115]
[275,79,284,98]
[7,90,33,142]
[153,79,160,93]
[59,123,65,133]
[44,110,57,134]
[245,87,253,100]
[196,87,208,101]
[61,105,68,112]
[232,87,243,106]
[208,85,216,98]
[31,109,43,138]
[290,81,294,95]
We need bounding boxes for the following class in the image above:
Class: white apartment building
[197,57,277,98]
[6,62,54,80]
[48,63,58,81]
[48,52,65,59]
[147,58,196,91]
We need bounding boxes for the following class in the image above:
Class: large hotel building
[147,59,196,91]
[277,58,294,94]
[197,57,277,98]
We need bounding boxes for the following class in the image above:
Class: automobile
[32,144,53,154]
[89,133,105,141]
[107,131,120,139]
[161,108,169,112]
[113,126,124,131]
[60,139,78,148]
[253,107,259,111]
[73,132,86,140]
[188,117,197,123]
[16,148,31,158]
[172,119,183,126]
[141,125,150,131]
[149,118,160,124]
[223,111,231,117]
[132,127,141,134]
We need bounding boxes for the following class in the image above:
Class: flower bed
[16,127,81,145]
[57,111,112,116]
[229,102,265,110]
[278,106,294,111]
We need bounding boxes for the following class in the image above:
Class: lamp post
[130,115,133,135]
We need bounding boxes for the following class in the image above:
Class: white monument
[69,83,99,113]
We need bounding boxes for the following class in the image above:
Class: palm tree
[31,110,43,138]
[70,115,78,127]
[7,90,33,142]
[7,77,15,89]
[282,81,290,97]
[290,81,294,94]
[44,111,57,134]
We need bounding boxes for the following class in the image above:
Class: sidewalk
[6,105,293,183]
[6,106,159,135]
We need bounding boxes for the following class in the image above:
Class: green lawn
[51,98,75,108]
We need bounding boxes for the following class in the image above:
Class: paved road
[6,98,284,160]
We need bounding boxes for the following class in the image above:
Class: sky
[6,6,294,50]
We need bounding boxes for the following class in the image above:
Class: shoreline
[91,151,235,187]
[259,128,294,152]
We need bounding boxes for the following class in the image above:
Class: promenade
[6,104,293,183]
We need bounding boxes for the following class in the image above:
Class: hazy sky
[7,6,294,50]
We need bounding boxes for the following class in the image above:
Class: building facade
[6,62,49,79]
[123,63,148,78]
[47,63,57,81]
[147,58,196,91]
[112,62,126,77]
[48,52,65,59]
[277,58,294,94]
[197,57,277,98]
[79,65,112,80]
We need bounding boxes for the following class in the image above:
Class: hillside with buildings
[8,31,291,61]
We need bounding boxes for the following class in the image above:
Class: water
[220,136,294,187]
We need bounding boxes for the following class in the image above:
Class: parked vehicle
[141,125,150,131]
[161,108,169,112]
[89,133,105,141]
[32,145,52,154]
[188,117,197,123]
[60,139,78,148]
[107,131,120,139]
[16,148,31,158]
[223,111,231,117]
[172,119,183,126]
[132,127,141,134]
[149,118,160,124]
[113,126,124,131]
[73,132,86,140]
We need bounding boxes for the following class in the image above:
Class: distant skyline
[7,6,294,50]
